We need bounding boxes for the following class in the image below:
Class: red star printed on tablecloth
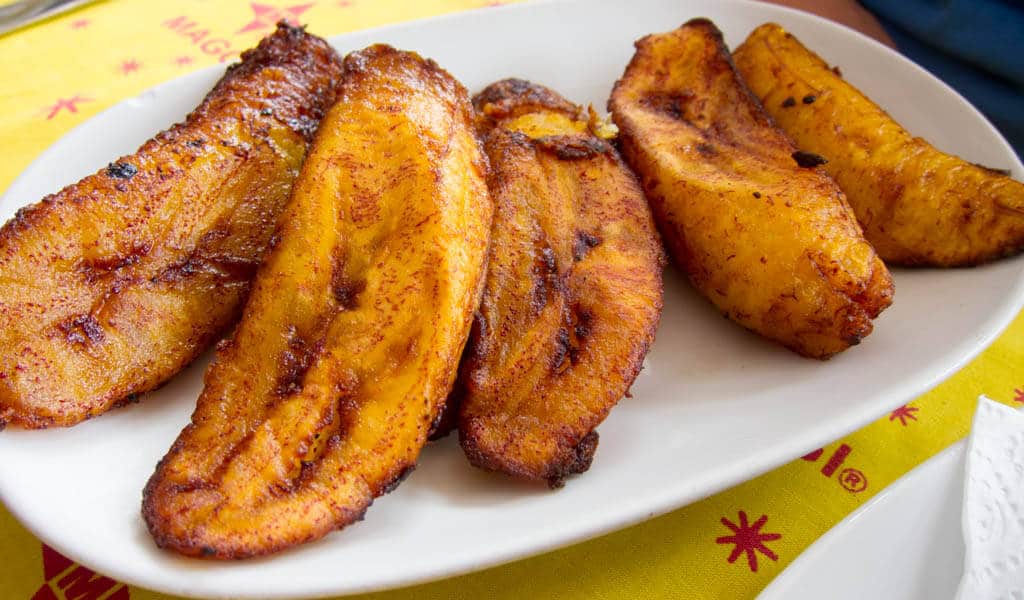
[43,95,92,120]
[889,404,919,426]
[120,59,141,75]
[70,18,90,29]
[716,510,782,572]
[237,2,314,34]
[1013,387,1024,403]
[337,0,354,6]
[174,56,194,67]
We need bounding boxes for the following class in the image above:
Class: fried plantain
[0,23,343,428]
[143,45,492,558]
[734,23,1024,267]
[609,19,893,359]
[451,79,664,487]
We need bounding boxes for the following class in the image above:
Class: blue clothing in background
[860,0,1024,159]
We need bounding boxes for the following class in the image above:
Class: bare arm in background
[760,0,896,48]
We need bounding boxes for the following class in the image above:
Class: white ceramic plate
[1,1,1022,598]
[757,442,967,600]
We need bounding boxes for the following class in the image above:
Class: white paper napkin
[955,396,1024,600]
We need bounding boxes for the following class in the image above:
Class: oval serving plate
[1,0,1022,597]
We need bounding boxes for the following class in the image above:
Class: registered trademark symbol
[838,467,868,493]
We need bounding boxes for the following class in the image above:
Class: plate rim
[755,438,968,599]
[1,0,1023,598]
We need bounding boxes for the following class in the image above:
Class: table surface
[0,1,1022,599]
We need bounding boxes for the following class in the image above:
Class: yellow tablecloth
[1,1,1021,598]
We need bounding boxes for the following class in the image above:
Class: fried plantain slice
[143,45,492,558]
[734,23,1024,267]
[609,19,893,359]
[0,23,343,428]
[451,79,664,487]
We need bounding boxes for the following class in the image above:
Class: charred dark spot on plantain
[792,150,828,168]
[530,241,559,314]
[152,259,198,283]
[552,304,592,374]
[59,314,105,345]
[331,266,365,310]
[333,279,365,310]
[505,78,534,96]
[106,162,138,179]
[330,245,366,310]
[551,328,572,374]
[152,254,258,283]
[294,459,319,487]
[287,115,320,141]
[535,135,609,160]
[76,244,150,283]
[641,91,695,121]
[546,431,599,489]
[504,130,533,150]
[802,94,817,104]
[472,78,579,122]
[9,204,40,233]
[781,96,796,108]
[167,479,217,495]
[573,307,593,345]
[572,231,602,261]
[380,463,416,495]
[111,392,142,410]
[275,327,320,397]
[696,142,716,157]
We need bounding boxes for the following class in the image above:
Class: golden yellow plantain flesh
[734,23,1024,267]
[0,23,343,428]
[453,79,664,487]
[609,19,893,359]
[143,45,492,558]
